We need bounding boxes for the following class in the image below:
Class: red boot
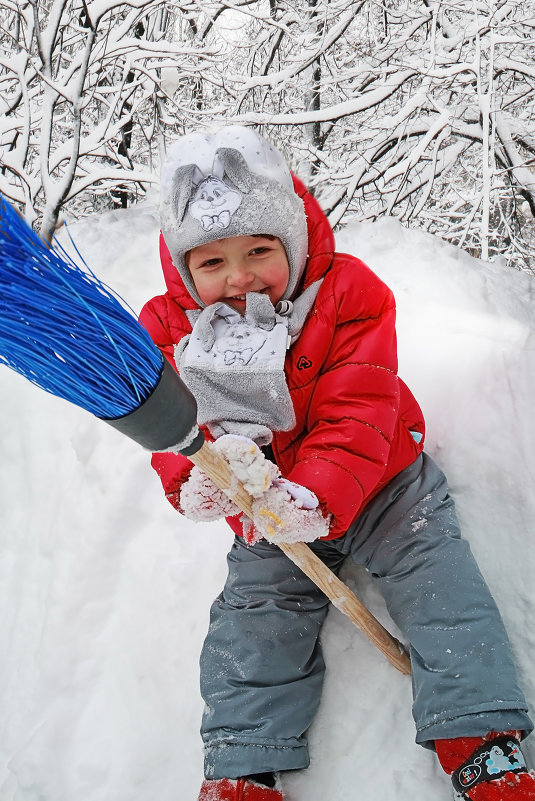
[436,731,535,799]
[198,777,283,801]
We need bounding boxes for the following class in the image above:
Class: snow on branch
[1,0,533,268]
[0,1,219,236]
[213,0,534,269]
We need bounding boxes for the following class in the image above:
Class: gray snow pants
[199,452,532,779]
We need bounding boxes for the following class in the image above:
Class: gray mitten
[175,293,296,446]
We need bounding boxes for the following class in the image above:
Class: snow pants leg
[199,452,532,779]
[341,452,532,748]
[199,535,346,778]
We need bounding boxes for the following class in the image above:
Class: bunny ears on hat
[159,126,309,307]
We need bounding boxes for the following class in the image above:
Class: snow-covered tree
[1,0,533,267]
[207,0,535,269]
[0,0,215,239]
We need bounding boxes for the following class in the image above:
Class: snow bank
[1,205,534,801]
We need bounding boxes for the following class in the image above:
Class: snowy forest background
[0,0,534,270]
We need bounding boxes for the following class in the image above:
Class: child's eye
[250,246,269,255]
[198,258,221,269]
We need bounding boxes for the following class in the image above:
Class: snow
[213,436,272,497]
[1,202,535,801]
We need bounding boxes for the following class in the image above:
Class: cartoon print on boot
[485,741,525,774]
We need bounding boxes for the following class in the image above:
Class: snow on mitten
[272,477,319,509]
[180,434,331,542]
[214,435,330,543]
[251,483,331,544]
[179,466,240,522]
[179,435,272,523]
[213,434,273,498]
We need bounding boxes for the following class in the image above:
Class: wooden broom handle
[189,440,411,675]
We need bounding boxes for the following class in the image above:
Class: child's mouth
[228,289,269,302]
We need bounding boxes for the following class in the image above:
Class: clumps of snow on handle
[180,434,331,544]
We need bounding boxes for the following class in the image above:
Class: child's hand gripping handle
[189,440,411,676]
[107,363,410,675]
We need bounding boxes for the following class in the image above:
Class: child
[139,125,534,801]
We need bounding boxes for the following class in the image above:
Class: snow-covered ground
[1,203,534,801]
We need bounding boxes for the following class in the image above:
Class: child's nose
[227,264,255,287]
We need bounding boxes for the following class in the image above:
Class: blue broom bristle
[0,196,163,419]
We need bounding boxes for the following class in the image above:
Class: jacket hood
[158,174,335,308]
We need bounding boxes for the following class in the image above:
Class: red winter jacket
[139,176,425,539]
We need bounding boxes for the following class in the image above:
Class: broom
[0,196,411,675]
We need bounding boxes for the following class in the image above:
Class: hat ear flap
[215,147,253,193]
[169,164,204,223]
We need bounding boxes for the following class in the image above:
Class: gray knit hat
[159,126,308,307]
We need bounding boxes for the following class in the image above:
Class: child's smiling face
[187,235,290,313]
